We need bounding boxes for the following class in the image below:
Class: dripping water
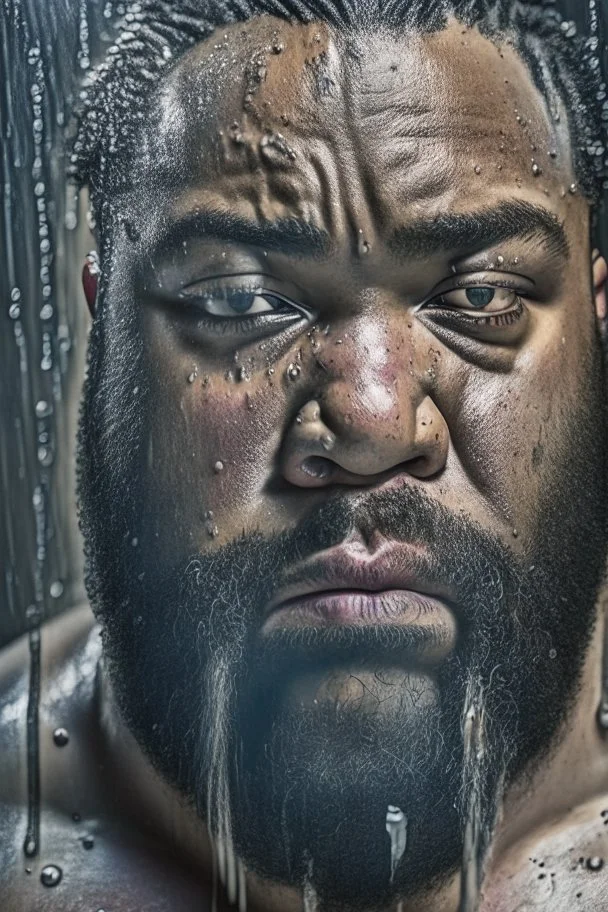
[23,616,41,858]
[303,855,319,912]
[459,681,485,912]
[458,676,505,912]
[597,605,608,730]
[385,805,407,884]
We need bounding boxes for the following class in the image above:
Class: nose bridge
[279,307,448,488]
[317,314,421,444]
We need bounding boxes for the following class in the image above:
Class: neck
[98,604,608,912]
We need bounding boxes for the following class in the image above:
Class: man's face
[79,16,608,908]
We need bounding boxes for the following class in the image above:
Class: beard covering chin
[77,301,608,910]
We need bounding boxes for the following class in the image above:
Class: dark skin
[2,15,608,911]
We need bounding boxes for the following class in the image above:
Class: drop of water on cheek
[40,865,62,887]
[52,727,69,747]
[287,363,301,381]
[214,461,224,474]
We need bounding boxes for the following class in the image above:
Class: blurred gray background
[1,0,607,647]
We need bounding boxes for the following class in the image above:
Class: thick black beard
[77,297,608,909]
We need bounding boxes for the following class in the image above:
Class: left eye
[428,286,518,312]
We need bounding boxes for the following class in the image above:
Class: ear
[593,250,607,323]
[82,251,100,317]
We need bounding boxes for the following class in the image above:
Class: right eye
[197,287,293,318]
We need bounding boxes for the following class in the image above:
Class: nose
[280,348,449,489]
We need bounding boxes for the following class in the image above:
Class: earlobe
[82,250,100,317]
[593,250,607,322]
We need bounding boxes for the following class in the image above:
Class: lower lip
[263,590,456,656]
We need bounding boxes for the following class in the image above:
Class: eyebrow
[388,200,570,262]
[151,208,331,261]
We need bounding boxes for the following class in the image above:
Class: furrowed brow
[151,209,331,261]
[388,200,570,261]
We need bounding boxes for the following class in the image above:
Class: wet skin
[3,14,608,912]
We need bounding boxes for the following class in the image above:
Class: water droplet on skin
[496,255,504,266]
[53,728,69,747]
[236,365,251,382]
[40,865,62,887]
[512,529,519,538]
[569,183,578,194]
[9,303,21,320]
[214,461,224,473]
[532,162,542,176]
[320,433,335,452]
[187,370,197,383]
[82,835,95,850]
[549,648,557,659]
[587,857,604,872]
[287,363,301,381]
[474,165,481,175]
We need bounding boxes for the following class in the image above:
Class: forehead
[146,15,577,230]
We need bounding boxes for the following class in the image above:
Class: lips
[262,537,457,664]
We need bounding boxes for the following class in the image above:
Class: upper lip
[266,536,454,616]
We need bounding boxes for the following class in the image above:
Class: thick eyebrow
[151,208,331,261]
[388,200,570,262]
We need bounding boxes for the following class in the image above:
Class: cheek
[440,314,597,536]
[142,348,292,555]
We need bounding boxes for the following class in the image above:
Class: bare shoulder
[484,796,608,911]
[0,606,214,911]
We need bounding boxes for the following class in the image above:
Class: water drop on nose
[40,865,62,887]
[53,728,69,747]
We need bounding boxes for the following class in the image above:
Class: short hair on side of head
[69,0,607,235]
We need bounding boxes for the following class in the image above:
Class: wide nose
[279,322,449,488]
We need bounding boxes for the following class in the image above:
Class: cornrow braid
[69,0,607,230]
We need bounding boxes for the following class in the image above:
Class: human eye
[178,275,315,333]
[427,285,519,316]
[418,274,529,341]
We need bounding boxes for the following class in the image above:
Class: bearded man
[1,1,608,910]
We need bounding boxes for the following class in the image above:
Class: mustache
[178,484,521,639]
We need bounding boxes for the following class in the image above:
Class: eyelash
[179,282,307,334]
